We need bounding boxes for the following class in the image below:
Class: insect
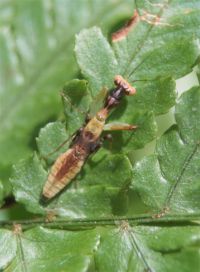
[41,75,137,201]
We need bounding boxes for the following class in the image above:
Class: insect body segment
[105,75,136,110]
[43,147,85,199]
[42,76,137,201]
[84,108,108,140]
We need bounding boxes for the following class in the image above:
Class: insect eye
[125,87,136,96]
[114,75,136,96]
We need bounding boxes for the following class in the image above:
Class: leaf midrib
[16,233,28,272]
[130,231,154,272]
[161,141,199,209]
[125,0,172,78]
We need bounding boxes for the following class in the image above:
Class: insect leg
[103,122,138,131]
[43,136,73,159]
[42,126,85,160]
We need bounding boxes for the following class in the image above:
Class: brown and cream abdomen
[42,146,86,199]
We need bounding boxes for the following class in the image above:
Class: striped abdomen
[42,145,86,199]
[42,111,106,200]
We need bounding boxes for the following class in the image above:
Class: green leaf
[10,86,200,218]
[61,76,170,153]
[44,75,165,155]
[74,0,200,152]
[75,27,118,96]
[62,79,92,135]
[196,64,200,83]
[107,110,157,152]
[3,2,200,271]
[133,76,176,115]
[76,1,200,90]
[75,27,178,151]
[36,121,69,164]
[133,86,200,214]
[127,38,198,80]
[105,76,175,151]
[0,229,17,270]
[95,225,200,272]
[1,225,200,272]
[10,151,132,218]
[0,0,133,183]
[6,85,200,272]
[175,86,200,143]
[11,154,46,215]
[8,0,200,219]
[1,226,100,272]
[113,1,200,81]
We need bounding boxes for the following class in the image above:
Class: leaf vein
[129,230,154,272]
[16,233,28,272]
[164,142,199,208]
[125,0,171,79]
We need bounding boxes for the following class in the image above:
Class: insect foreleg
[103,122,137,131]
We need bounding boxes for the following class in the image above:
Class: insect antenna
[41,133,75,160]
